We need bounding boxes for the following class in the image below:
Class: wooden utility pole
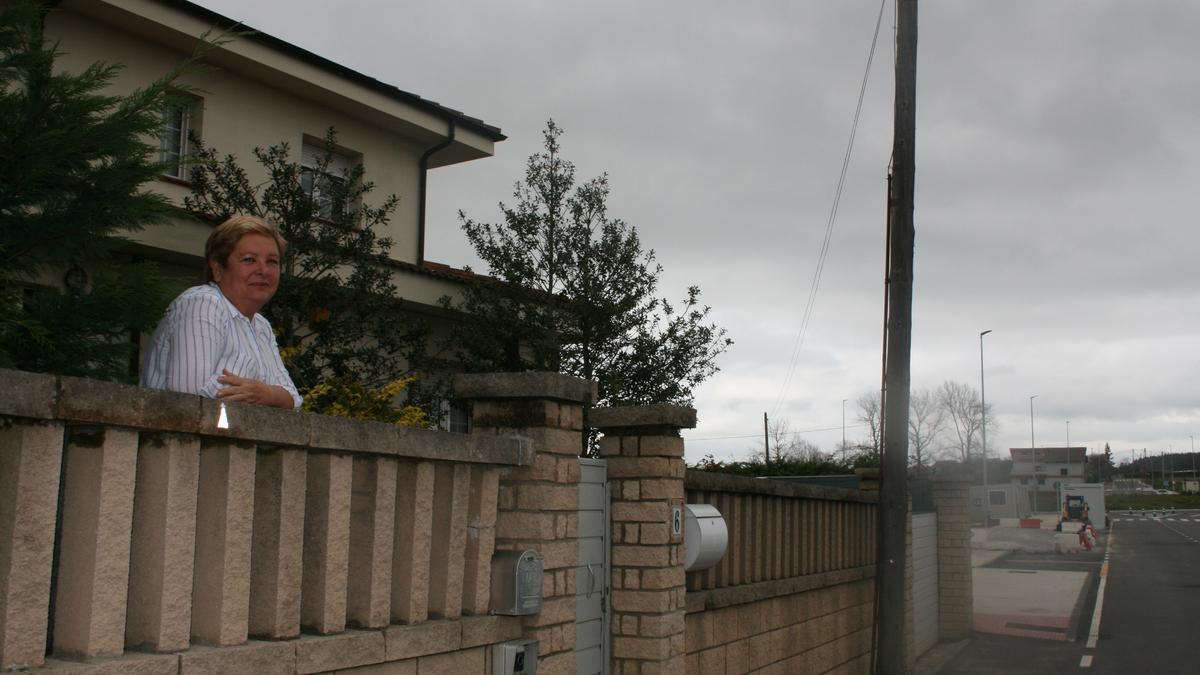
[763,412,771,464]
[877,0,918,671]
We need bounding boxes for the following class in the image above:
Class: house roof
[1009,447,1088,464]
[162,0,505,143]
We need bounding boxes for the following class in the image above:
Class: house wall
[42,0,500,309]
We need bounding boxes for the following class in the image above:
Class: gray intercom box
[490,549,543,616]
[492,639,539,675]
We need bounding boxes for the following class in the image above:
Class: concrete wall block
[384,619,461,661]
[294,630,386,673]
[190,440,257,647]
[640,523,670,545]
[462,469,500,616]
[613,545,670,568]
[392,462,434,625]
[639,611,685,638]
[0,420,64,670]
[54,426,139,658]
[248,449,307,639]
[347,456,398,629]
[496,511,556,540]
[638,479,682,501]
[177,639,296,675]
[636,436,685,458]
[514,483,579,512]
[427,464,470,620]
[612,501,669,523]
[416,645,486,675]
[612,589,672,613]
[125,433,201,653]
[613,635,672,661]
[301,452,353,635]
[607,457,672,479]
[620,479,641,501]
[640,567,684,591]
[497,539,576,572]
[460,615,523,649]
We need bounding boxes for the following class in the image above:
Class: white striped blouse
[140,282,302,409]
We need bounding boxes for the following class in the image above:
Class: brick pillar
[933,473,973,641]
[591,404,695,675]
[455,372,596,675]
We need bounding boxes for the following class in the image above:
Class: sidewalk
[969,525,1102,642]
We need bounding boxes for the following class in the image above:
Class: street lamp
[979,330,992,526]
[1030,395,1039,511]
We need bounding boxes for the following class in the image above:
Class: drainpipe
[417,118,456,265]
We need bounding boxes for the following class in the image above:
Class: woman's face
[210,233,281,317]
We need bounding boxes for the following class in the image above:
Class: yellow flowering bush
[301,374,430,428]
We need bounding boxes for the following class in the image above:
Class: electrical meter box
[490,549,544,615]
[683,503,728,571]
[492,639,539,675]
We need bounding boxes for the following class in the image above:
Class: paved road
[1088,513,1200,674]
[939,512,1200,673]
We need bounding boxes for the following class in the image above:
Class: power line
[770,0,889,418]
[687,422,869,442]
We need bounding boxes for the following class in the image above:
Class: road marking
[1086,524,1113,651]
[1080,654,1094,667]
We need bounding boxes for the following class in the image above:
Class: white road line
[1086,526,1113,651]
[1080,655,1094,667]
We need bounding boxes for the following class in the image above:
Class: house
[41,0,504,380]
[1009,446,1087,512]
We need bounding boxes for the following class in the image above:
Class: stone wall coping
[684,566,875,614]
[685,470,879,504]
[589,404,697,431]
[0,368,525,466]
[452,372,597,404]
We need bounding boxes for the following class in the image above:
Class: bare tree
[908,387,945,471]
[760,417,822,462]
[936,380,993,462]
[856,390,882,461]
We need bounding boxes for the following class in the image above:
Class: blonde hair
[205,215,287,281]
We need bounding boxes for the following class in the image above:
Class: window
[159,98,200,180]
[300,140,356,220]
[441,400,472,434]
[988,490,1007,506]
[1060,468,1069,476]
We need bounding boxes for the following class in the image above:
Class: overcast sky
[195,0,1200,467]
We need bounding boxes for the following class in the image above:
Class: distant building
[1009,447,1087,512]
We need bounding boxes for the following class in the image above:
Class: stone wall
[679,472,879,674]
[0,369,540,674]
[684,573,875,674]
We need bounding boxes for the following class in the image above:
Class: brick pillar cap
[452,372,597,405]
[589,403,696,431]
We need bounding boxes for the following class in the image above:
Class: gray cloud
[198,0,1200,462]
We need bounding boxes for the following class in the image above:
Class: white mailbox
[683,503,728,571]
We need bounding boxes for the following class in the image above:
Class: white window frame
[300,140,355,220]
[159,98,198,180]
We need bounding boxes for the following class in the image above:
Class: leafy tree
[0,3,211,379]
[184,129,432,422]
[447,120,731,411]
